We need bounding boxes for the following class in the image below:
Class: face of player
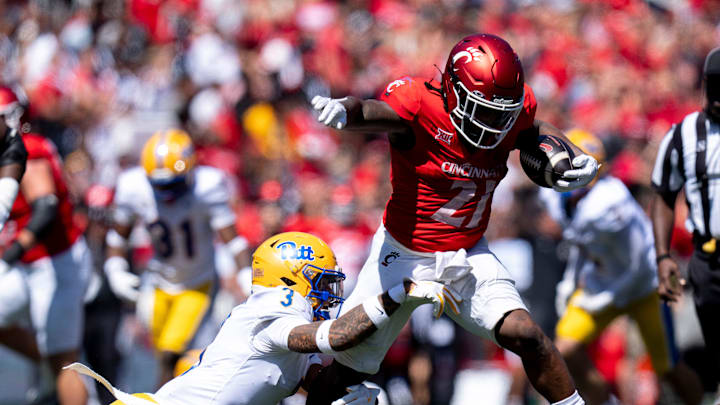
[150,175,191,202]
[313,272,344,309]
[450,81,524,149]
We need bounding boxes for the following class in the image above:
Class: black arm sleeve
[2,240,25,264]
[25,194,59,238]
[0,131,28,174]
[514,122,540,151]
[305,360,372,405]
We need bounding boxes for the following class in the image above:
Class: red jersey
[7,134,82,262]
[380,77,537,252]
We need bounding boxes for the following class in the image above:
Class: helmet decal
[452,47,484,67]
[276,241,315,261]
[452,50,473,66]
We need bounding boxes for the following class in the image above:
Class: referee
[651,46,720,397]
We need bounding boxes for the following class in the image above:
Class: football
[519,135,575,188]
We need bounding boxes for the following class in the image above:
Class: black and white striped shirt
[652,111,720,238]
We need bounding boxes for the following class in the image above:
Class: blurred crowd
[1,0,720,404]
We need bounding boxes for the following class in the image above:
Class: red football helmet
[0,85,28,133]
[442,34,525,149]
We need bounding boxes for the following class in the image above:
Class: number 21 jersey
[380,77,537,253]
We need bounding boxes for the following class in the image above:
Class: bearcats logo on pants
[381,252,400,267]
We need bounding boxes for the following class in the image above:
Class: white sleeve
[254,316,311,352]
[113,175,138,226]
[0,177,19,231]
[203,173,236,230]
[650,127,684,195]
[250,288,313,353]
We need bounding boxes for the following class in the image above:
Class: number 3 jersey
[113,165,237,290]
[379,77,537,252]
[154,286,319,405]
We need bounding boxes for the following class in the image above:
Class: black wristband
[2,240,25,264]
[656,253,673,265]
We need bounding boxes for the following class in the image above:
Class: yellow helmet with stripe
[252,232,345,320]
[141,129,197,200]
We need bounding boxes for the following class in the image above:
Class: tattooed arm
[300,280,462,405]
[288,278,461,353]
[287,290,402,353]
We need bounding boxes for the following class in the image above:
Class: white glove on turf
[104,256,140,302]
[312,96,348,129]
[553,154,599,192]
[404,279,462,318]
[331,384,381,405]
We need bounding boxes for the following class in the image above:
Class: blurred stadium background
[0,0,719,404]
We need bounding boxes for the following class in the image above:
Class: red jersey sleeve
[379,77,422,121]
[514,83,537,132]
[23,133,54,160]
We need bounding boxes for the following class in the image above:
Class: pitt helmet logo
[277,241,315,261]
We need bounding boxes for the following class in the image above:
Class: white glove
[573,290,614,314]
[311,96,348,129]
[405,279,462,319]
[104,256,140,302]
[553,154,599,192]
[331,384,381,405]
[555,279,575,317]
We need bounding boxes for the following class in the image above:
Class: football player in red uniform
[0,86,29,230]
[308,34,598,405]
[0,122,91,403]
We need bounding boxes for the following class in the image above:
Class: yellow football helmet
[141,129,197,200]
[566,128,606,186]
[252,232,345,320]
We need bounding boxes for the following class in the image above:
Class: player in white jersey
[104,129,251,385]
[68,231,461,405]
[540,130,702,405]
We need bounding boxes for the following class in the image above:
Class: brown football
[519,135,575,188]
